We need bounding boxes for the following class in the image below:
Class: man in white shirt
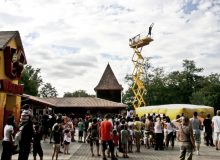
[212,110,220,150]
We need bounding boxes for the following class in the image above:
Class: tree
[179,60,204,103]
[19,65,43,96]
[123,58,206,106]
[166,71,185,103]
[122,88,134,110]
[190,73,220,111]
[39,83,58,97]
[63,90,93,97]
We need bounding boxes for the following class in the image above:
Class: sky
[0,0,220,97]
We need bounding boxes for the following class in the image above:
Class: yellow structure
[135,104,214,120]
[129,25,153,109]
[0,31,26,139]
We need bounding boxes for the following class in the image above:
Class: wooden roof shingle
[43,97,127,108]
[94,63,123,91]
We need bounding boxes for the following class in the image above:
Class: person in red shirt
[100,114,117,160]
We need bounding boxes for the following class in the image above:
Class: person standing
[164,116,175,149]
[177,116,196,160]
[88,118,100,157]
[212,110,220,150]
[18,114,34,160]
[99,114,117,160]
[145,116,154,149]
[190,112,202,155]
[133,116,143,152]
[63,129,71,155]
[33,125,43,160]
[128,125,134,152]
[78,118,84,142]
[52,124,62,160]
[1,116,15,160]
[84,116,90,143]
[203,114,214,146]
[154,117,164,150]
[120,125,129,158]
[147,23,154,37]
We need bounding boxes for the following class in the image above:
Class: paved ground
[69,142,219,160]
[10,140,81,160]
[0,129,219,160]
[0,140,219,160]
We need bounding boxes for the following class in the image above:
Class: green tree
[19,65,43,96]
[39,83,58,97]
[146,67,167,105]
[124,58,206,106]
[63,90,93,97]
[179,60,204,103]
[166,71,185,103]
[122,88,134,110]
[190,73,220,111]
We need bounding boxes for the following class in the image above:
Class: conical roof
[94,64,123,91]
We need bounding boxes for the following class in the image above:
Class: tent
[135,104,214,120]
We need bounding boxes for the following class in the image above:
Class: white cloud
[0,0,220,96]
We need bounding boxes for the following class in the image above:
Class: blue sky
[0,0,220,96]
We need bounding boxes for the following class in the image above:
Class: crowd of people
[1,104,220,160]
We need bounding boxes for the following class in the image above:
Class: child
[143,131,148,148]
[33,125,43,160]
[121,125,129,158]
[112,129,119,157]
[77,118,84,142]
[63,129,71,154]
[52,125,62,160]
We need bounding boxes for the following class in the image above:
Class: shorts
[64,141,70,145]
[134,131,142,139]
[79,131,83,137]
[145,130,153,138]
[33,145,43,157]
[213,132,220,141]
[90,137,99,146]
[53,144,60,152]
[102,140,114,152]
[193,134,201,144]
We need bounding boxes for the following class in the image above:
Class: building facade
[0,31,26,138]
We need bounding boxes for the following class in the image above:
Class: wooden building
[94,64,123,103]
[0,31,26,139]
[44,97,127,115]
[20,63,127,116]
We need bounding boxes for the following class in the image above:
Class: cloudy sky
[1,0,220,97]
